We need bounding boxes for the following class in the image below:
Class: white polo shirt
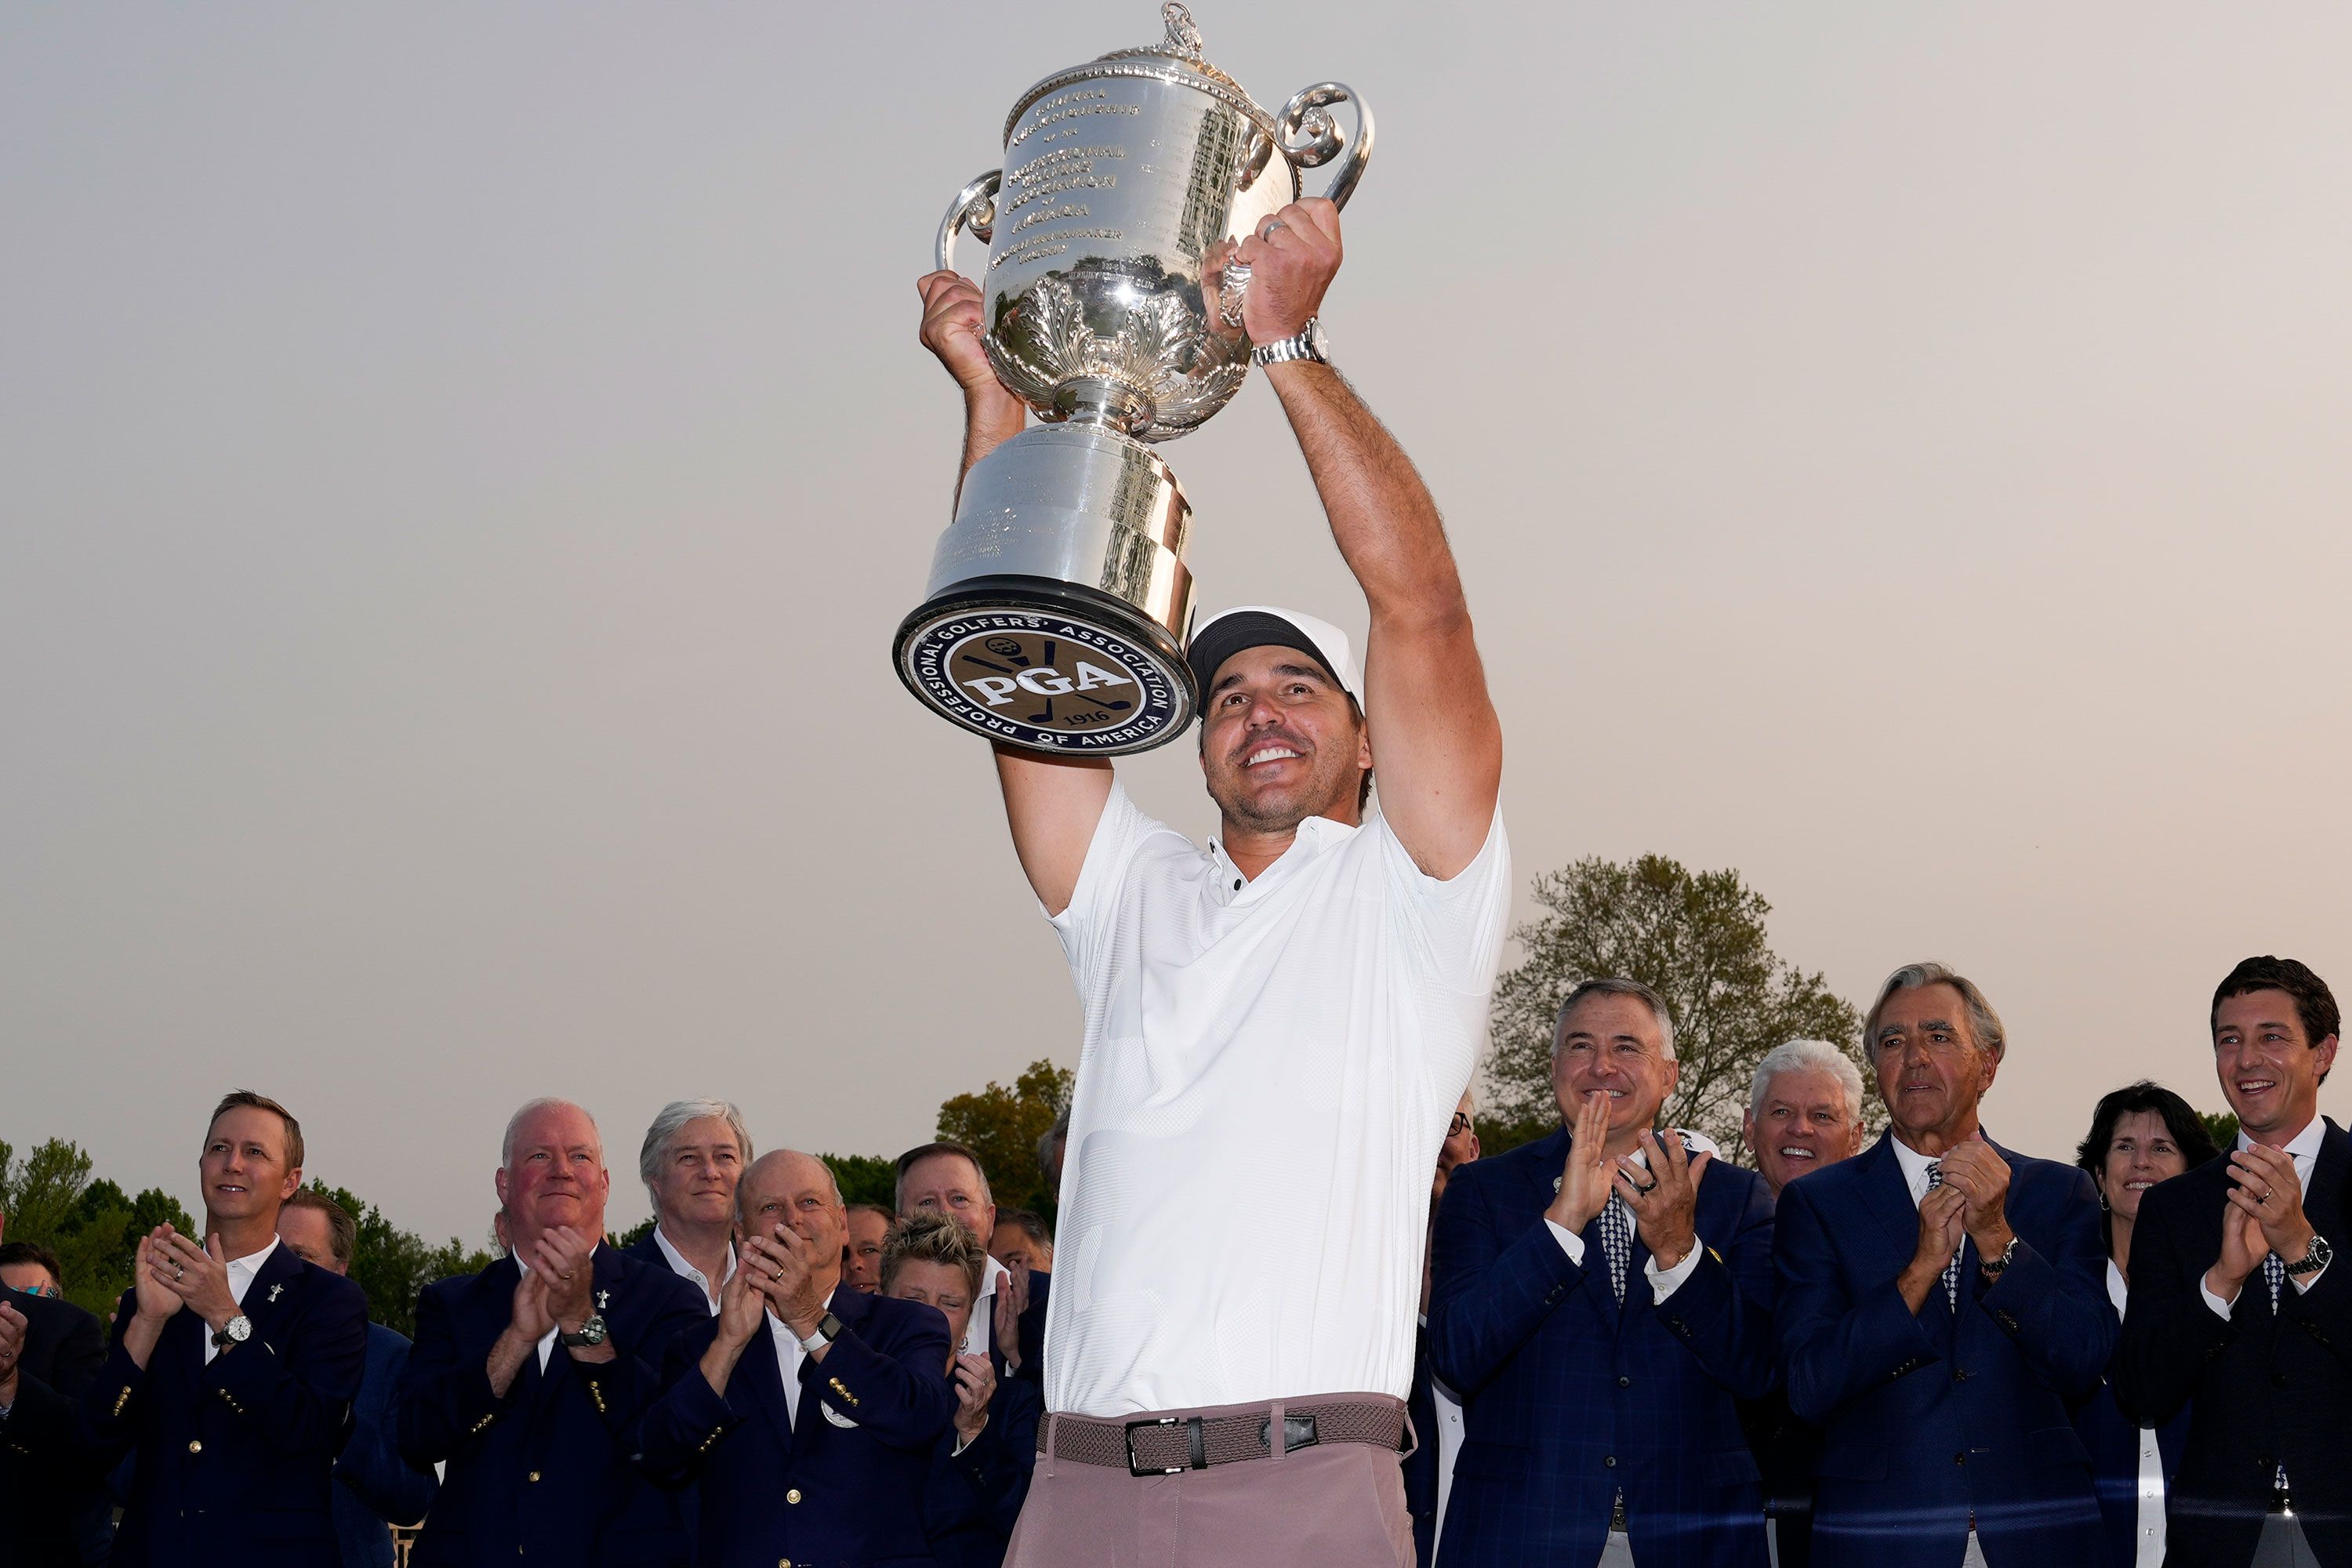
[1044,782,1510,1417]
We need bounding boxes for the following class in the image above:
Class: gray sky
[4,2,2346,1246]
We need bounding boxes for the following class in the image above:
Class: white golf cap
[1185,605,1362,711]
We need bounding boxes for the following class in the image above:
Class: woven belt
[1044,1399,1406,1477]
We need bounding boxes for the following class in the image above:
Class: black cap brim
[1185,611,1345,720]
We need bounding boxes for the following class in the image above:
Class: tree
[0,1139,194,1316]
[1484,855,1868,1163]
[2201,1110,2241,1151]
[937,1059,1073,1224]
[821,1154,898,1210]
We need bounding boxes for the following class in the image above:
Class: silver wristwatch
[2285,1233,2332,1279]
[1251,317,1330,368]
[211,1315,252,1352]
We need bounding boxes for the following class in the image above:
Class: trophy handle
[935,169,1003,274]
[1276,83,1374,210]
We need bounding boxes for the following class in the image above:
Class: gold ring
[772,1268,785,1283]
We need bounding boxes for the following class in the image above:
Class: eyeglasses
[1447,1112,1475,1138]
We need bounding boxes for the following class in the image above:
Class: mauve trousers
[1004,1393,1417,1568]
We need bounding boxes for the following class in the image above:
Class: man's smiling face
[2214,988,2337,1140]
[1196,644,1370,834]
[1743,1065,1863,1194]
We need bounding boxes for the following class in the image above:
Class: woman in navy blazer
[2068,1083,2215,1568]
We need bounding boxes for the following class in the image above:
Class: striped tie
[1926,1164,1960,1308]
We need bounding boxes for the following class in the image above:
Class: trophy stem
[1051,376,1154,437]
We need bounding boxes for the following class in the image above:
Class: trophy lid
[1002,3,1275,147]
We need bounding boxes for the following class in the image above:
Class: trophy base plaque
[893,423,1198,755]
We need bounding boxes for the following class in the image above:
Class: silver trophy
[895,3,1371,755]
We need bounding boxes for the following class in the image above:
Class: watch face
[227,1316,252,1342]
[1305,319,1330,360]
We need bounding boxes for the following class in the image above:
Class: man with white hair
[1431,978,1777,1568]
[398,1097,707,1566]
[920,190,1508,1566]
[1737,1042,1867,1568]
[624,1098,755,1314]
[1773,964,2110,1568]
[1744,1040,1868,1199]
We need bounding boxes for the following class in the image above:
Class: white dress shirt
[1045,785,1511,1417]
[203,1236,281,1366]
[2107,1260,2167,1568]
[2200,1118,2330,1318]
[764,1289,838,1428]
[968,1252,1011,1360]
[652,1225,736,1316]
[1543,1139,1706,1301]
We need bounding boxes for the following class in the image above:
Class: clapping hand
[1935,1141,2015,1258]
[528,1226,597,1331]
[1547,1092,1617,1235]
[2227,1145,2315,1262]
[746,1225,829,1339]
[1616,1130,1709,1269]
[950,1351,995,1443]
[993,1265,1027,1374]
[130,1228,187,1323]
[0,1299,25,1402]
[151,1229,239,1332]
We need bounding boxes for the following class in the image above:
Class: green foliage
[937,1059,1073,1224]
[0,1138,196,1316]
[821,1154,898,1210]
[2201,1110,2241,1151]
[613,1215,656,1249]
[1485,855,1869,1164]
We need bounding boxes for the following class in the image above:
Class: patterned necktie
[1925,1163,1960,1308]
[1598,1192,1633,1304]
[2261,1157,2294,1497]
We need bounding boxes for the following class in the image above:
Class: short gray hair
[1864,962,2007,1063]
[1552,978,1678,1063]
[637,1098,755,1206]
[1748,1039,1866,1126]
[501,1098,603,1169]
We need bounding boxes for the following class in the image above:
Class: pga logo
[961,660,1137,709]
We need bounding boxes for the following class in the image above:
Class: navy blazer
[86,1243,369,1567]
[0,1290,113,1566]
[922,1372,1042,1568]
[639,1286,956,1568]
[1403,1324,1442,1566]
[2114,1122,2352,1568]
[398,1243,706,1567]
[332,1320,437,1568]
[1429,1126,1777,1568]
[1774,1133,2113,1568]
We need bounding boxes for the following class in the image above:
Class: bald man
[397,1098,706,1568]
[642,1149,956,1567]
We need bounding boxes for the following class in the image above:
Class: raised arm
[915,270,1111,914]
[1226,200,1501,878]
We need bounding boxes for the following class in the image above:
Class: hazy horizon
[5,2,2346,1244]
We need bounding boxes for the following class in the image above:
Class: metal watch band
[1978,1236,2020,1275]
[1251,318,1327,368]
[2285,1234,2331,1278]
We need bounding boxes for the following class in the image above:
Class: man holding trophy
[908,18,1508,1563]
